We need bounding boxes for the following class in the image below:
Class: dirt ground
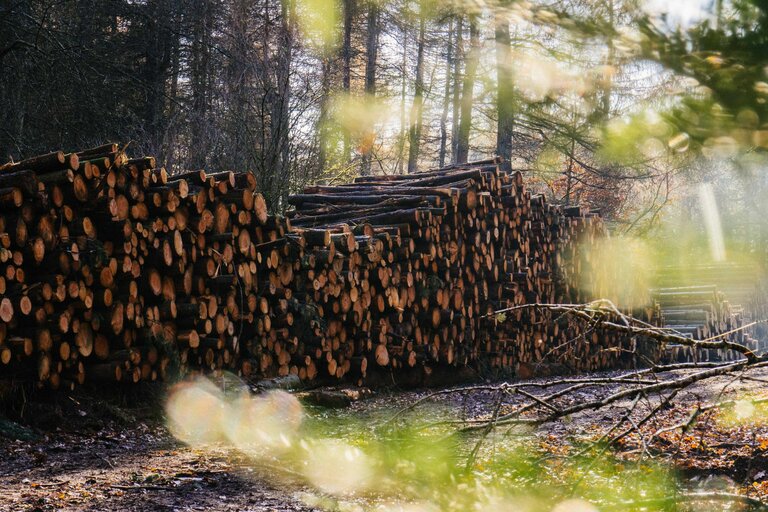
[2,367,768,511]
[0,421,318,511]
[0,388,320,512]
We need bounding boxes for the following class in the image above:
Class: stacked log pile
[0,144,296,389]
[287,159,661,383]
[0,146,663,391]
[0,146,131,389]
[654,262,767,362]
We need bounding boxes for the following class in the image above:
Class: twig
[35,480,70,488]
[110,484,174,491]
[569,394,644,493]
[516,387,560,413]
[464,390,505,472]
[382,384,505,426]
[462,361,760,431]
[489,301,762,361]
[649,394,768,444]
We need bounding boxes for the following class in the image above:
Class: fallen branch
[491,300,762,360]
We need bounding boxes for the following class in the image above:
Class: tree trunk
[589,0,614,125]
[256,0,275,202]
[144,0,177,157]
[165,3,183,170]
[396,3,409,174]
[456,16,479,164]
[227,0,252,183]
[565,136,575,206]
[317,57,332,179]
[189,0,214,169]
[438,18,454,169]
[341,0,355,164]
[450,16,464,164]
[273,0,294,210]
[495,12,514,169]
[361,0,380,176]
[601,0,615,118]
[407,9,426,173]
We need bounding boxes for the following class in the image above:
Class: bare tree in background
[456,15,479,164]
[438,17,454,168]
[361,0,380,175]
[0,0,695,226]
[495,6,514,169]
[407,2,426,173]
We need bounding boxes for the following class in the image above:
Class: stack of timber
[0,144,292,389]
[287,159,661,384]
[654,262,768,362]
[0,145,663,392]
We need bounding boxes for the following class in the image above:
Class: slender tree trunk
[396,3,409,174]
[363,1,379,96]
[715,0,723,29]
[456,16,478,164]
[495,12,514,169]
[165,14,181,170]
[228,0,251,176]
[588,0,614,126]
[361,0,380,176]
[143,0,164,151]
[565,137,575,206]
[450,16,463,164]
[342,0,353,93]
[601,0,615,118]
[407,9,426,173]
[317,57,332,179]
[274,0,294,209]
[256,0,274,197]
[438,18,453,169]
[189,0,213,169]
[341,0,354,164]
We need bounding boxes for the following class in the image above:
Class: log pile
[654,262,768,362]
[0,146,662,392]
[287,159,661,383]
[0,144,290,389]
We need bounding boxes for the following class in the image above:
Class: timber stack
[0,145,661,392]
[287,159,662,383]
[0,144,291,389]
[653,261,768,362]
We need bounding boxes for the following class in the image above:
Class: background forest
[2,0,768,249]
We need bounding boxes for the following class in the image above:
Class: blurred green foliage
[166,378,694,511]
[297,406,679,511]
[640,0,768,147]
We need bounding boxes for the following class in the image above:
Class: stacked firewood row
[0,144,302,389]
[0,146,663,391]
[654,285,750,362]
[654,262,767,362]
[287,159,661,383]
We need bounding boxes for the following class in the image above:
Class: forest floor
[2,367,768,511]
[0,402,319,511]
